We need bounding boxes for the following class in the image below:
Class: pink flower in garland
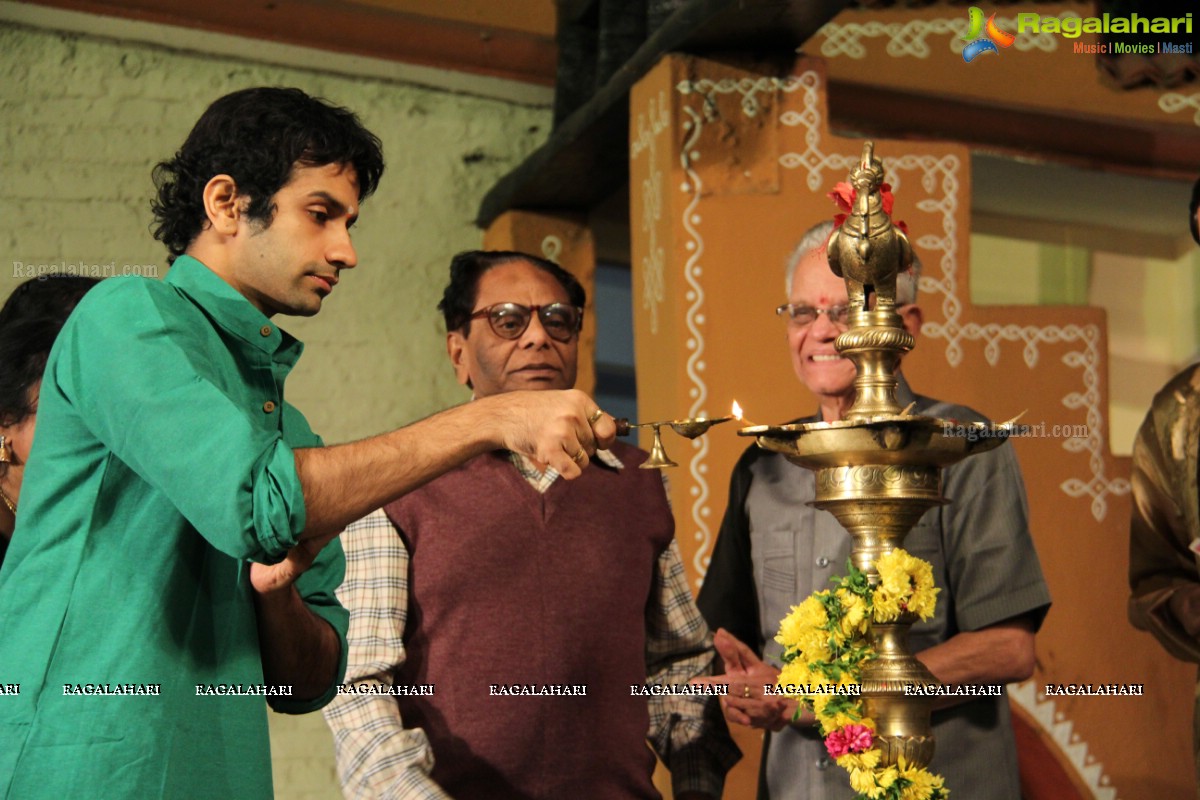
[824,724,875,759]
[827,181,908,235]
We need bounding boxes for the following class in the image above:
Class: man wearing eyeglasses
[695,221,1050,799]
[324,250,740,800]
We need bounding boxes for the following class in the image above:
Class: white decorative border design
[817,13,1064,60]
[934,320,1131,519]
[675,76,807,117]
[632,91,671,334]
[777,69,1129,522]
[1009,681,1118,799]
[540,235,562,263]
[677,104,711,585]
[818,11,1200,133]
[1159,92,1200,126]
[672,77,808,584]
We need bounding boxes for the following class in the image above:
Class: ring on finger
[572,448,587,463]
[742,685,751,699]
[587,408,604,425]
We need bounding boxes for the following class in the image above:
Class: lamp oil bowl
[667,415,733,439]
[742,416,1013,577]
[742,415,1014,467]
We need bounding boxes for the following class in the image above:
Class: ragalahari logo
[962,7,1016,62]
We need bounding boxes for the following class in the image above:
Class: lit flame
[731,400,760,427]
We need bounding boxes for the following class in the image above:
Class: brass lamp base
[860,615,940,766]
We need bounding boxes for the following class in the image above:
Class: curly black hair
[438,250,587,335]
[151,87,385,263]
[0,276,100,426]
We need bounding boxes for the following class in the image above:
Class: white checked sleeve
[644,540,741,797]
[322,509,453,800]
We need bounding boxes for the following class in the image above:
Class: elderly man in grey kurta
[696,221,1051,799]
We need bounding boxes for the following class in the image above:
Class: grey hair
[785,220,922,304]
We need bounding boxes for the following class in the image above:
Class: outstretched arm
[295,390,615,541]
[645,544,741,798]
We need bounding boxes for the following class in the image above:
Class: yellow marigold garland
[774,548,948,800]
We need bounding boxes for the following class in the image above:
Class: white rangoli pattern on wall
[1159,92,1200,126]
[816,13,1063,60]
[672,76,808,584]
[1009,681,1119,799]
[632,91,670,335]
[540,235,562,263]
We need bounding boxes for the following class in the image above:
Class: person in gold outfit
[1128,176,1200,797]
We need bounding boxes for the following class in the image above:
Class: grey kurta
[698,377,1052,800]
[1128,362,1200,793]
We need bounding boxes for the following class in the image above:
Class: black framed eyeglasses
[775,303,851,327]
[468,302,584,343]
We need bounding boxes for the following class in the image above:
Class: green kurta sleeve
[52,276,308,562]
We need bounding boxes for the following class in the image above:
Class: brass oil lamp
[740,142,1013,769]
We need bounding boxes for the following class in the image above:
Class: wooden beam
[825,79,1200,182]
[475,0,850,228]
[23,0,558,85]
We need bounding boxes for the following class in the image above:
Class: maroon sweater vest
[383,441,674,800]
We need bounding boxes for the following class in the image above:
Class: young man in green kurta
[0,88,615,799]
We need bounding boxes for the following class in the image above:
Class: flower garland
[775,549,948,800]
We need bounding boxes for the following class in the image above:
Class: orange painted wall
[629,53,1193,799]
